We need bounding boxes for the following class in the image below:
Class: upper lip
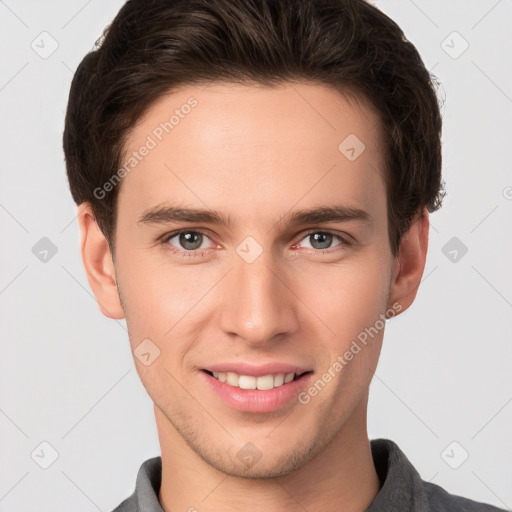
[203,362,312,377]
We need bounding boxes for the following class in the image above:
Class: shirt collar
[119,438,431,511]
[366,438,431,511]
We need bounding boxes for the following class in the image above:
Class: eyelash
[161,229,352,259]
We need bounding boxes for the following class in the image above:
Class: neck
[156,395,381,512]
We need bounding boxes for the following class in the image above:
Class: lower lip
[201,370,313,413]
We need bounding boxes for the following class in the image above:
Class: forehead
[117,81,386,227]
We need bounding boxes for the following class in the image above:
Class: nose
[217,247,299,347]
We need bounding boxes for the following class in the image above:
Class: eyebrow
[137,203,372,228]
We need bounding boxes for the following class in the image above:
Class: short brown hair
[63,0,444,258]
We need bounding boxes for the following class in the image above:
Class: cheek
[117,233,393,350]
[116,261,197,395]
[117,251,214,346]
[116,254,172,338]
[298,259,390,403]
[296,255,391,339]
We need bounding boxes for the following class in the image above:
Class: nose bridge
[218,242,297,343]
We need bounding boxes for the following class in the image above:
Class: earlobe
[76,203,125,320]
[388,208,430,315]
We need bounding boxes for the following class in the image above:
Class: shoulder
[369,438,508,512]
[109,456,163,512]
[110,492,137,512]
[424,480,508,512]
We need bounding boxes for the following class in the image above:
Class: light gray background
[1,0,511,510]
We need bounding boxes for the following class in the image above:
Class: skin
[78,82,429,512]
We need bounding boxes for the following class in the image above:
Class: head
[64,0,444,478]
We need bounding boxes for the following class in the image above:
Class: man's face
[113,82,397,477]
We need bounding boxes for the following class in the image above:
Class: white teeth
[274,374,285,386]
[256,375,274,390]
[284,373,294,384]
[239,375,256,389]
[209,371,299,389]
[226,372,239,386]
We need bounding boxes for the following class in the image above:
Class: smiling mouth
[202,369,312,390]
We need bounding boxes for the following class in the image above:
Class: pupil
[311,232,331,250]
[180,232,202,250]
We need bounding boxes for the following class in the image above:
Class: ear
[388,207,430,315]
[76,203,125,320]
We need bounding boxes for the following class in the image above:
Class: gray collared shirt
[111,438,508,511]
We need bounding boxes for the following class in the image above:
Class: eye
[295,230,350,252]
[162,230,215,257]
[161,228,351,259]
